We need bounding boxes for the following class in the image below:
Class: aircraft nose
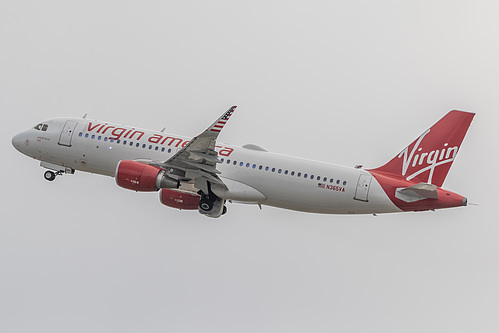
[12,133,26,152]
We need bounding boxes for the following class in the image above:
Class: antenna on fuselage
[82,113,87,119]
[160,127,166,133]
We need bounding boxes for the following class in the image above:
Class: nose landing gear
[44,170,57,181]
[41,162,75,181]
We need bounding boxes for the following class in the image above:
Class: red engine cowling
[160,188,200,210]
[115,160,178,192]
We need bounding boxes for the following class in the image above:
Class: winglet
[206,106,237,136]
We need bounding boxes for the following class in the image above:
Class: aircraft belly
[263,181,400,214]
[215,177,267,202]
[232,168,401,215]
[51,135,128,177]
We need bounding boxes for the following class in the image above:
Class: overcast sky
[1,1,498,332]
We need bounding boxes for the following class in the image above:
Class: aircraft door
[59,120,78,147]
[354,174,372,202]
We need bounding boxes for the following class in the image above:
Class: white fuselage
[12,117,401,214]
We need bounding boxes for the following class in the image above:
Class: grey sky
[1,1,498,332]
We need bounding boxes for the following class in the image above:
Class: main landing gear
[198,184,227,218]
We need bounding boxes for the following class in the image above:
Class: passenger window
[137,143,141,148]
[168,148,171,153]
[239,162,243,166]
[278,169,282,174]
[336,180,340,184]
[259,165,263,170]
[291,171,295,176]
[142,144,146,148]
[161,147,165,152]
[284,170,288,175]
[297,172,301,177]
[330,178,334,183]
[343,181,347,185]
[123,140,127,145]
[246,163,250,167]
[110,138,114,142]
[252,164,256,169]
[85,133,89,138]
[227,159,231,164]
[265,166,269,171]
[233,161,237,165]
[98,136,101,140]
[149,145,152,149]
[304,174,308,179]
[310,175,314,180]
[104,137,108,142]
[92,135,95,139]
[323,177,327,182]
[79,132,83,137]
[130,142,134,146]
[271,168,275,172]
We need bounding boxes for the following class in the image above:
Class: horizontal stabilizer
[395,183,438,203]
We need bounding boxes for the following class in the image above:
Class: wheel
[44,170,56,181]
[199,196,214,211]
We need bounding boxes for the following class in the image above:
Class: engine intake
[115,160,179,192]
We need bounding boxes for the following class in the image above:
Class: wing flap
[188,151,221,164]
[182,160,221,174]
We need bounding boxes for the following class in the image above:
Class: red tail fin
[369,110,475,187]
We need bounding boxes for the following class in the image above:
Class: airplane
[12,107,474,218]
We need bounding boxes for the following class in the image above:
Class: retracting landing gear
[41,162,75,182]
[198,183,227,218]
[199,195,214,211]
[44,170,57,181]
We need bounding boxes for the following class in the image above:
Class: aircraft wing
[152,106,236,194]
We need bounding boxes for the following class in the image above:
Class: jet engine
[115,160,179,191]
[159,188,200,210]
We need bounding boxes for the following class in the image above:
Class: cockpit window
[34,123,49,131]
